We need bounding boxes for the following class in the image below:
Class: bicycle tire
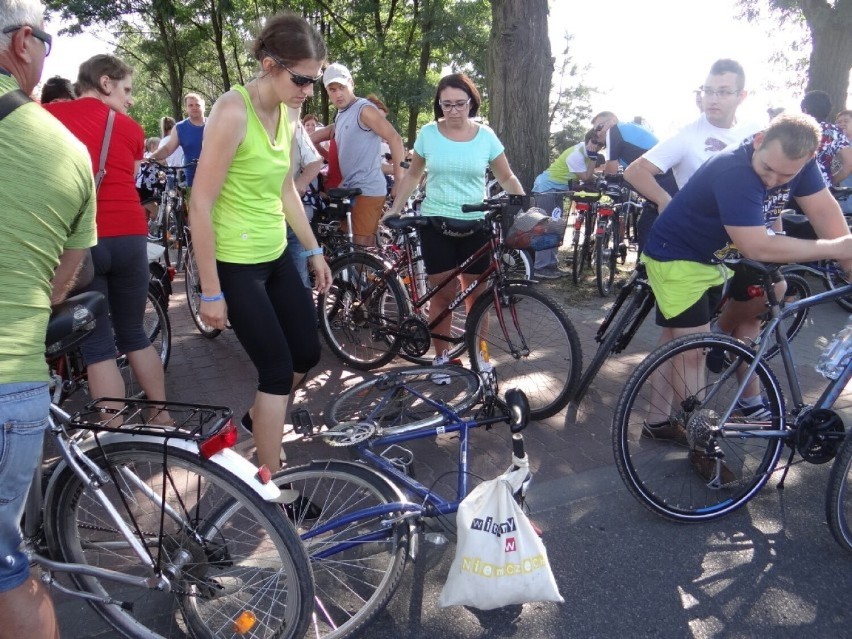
[466,284,582,419]
[44,441,314,639]
[184,243,222,339]
[273,461,410,639]
[595,217,618,297]
[573,283,649,403]
[826,431,852,555]
[572,224,591,285]
[762,271,810,360]
[325,365,482,431]
[613,333,785,522]
[173,204,186,274]
[503,247,532,279]
[319,252,408,370]
[147,285,171,369]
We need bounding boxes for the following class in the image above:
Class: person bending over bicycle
[385,73,525,380]
[531,128,602,279]
[640,114,852,476]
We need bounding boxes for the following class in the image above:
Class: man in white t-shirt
[625,59,760,213]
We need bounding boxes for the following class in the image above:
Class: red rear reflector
[747,285,764,299]
[167,266,176,282]
[199,420,238,459]
[256,464,272,484]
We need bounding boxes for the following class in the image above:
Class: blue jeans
[0,382,49,592]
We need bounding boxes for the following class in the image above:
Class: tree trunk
[208,0,231,93]
[487,0,552,191]
[804,15,852,113]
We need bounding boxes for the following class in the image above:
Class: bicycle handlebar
[143,159,199,171]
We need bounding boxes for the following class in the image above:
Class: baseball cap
[323,63,352,88]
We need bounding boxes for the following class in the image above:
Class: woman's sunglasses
[263,50,322,86]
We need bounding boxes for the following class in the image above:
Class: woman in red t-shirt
[45,55,168,413]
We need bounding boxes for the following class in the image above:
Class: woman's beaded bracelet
[200,292,225,302]
[302,247,324,257]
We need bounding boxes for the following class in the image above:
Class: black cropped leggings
[216,249,320,395]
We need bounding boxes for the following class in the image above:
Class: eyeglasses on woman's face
[439,98,471,112]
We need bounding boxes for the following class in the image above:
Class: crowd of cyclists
[2,0,852,634]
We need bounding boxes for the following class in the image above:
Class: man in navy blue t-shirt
[639,114,852,480]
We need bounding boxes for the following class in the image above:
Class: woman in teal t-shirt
[188,12,331,475]
[387,73,525,364]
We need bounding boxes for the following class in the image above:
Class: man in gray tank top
[321,63,405,246]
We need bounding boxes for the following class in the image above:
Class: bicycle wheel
[503,247,532,279]
[44,442,313,639]
[146,285,171,368]
[319,252,408,370]
[466,284,582,419]
[325,365,482,431]
[573,282,651,403]
[274,461,410,639]
[184,243,222,339]
[595,217,618,297]
[613,333,785,522]
[761,271,810,360]
[826,432,852,555]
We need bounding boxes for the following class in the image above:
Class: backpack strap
[0,89,32,122]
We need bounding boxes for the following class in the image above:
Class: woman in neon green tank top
[188,11,331,476]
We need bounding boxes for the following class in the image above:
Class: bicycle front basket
[505,207,568,251]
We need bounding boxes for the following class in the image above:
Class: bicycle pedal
[290,408,315,436]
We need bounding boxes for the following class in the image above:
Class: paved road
[54,270,852,638]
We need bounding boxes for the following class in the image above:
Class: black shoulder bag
[0,89,32,121]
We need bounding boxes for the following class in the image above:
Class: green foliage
[547,33,596,160]
[47,0,592,153]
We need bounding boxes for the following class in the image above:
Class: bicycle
[378,214,532,366]
[146,162,196,273]
[318,194,583,419]
[571,260,811,404]
[273,365,533,639]
[612,258,851,522]
[781,209,852,312]
[50,262,173,405]
[31,292,314,637]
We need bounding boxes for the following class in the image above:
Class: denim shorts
[0,382,49,593]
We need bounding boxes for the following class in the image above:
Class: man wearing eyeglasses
[0,2,96,636]
[625,59,761,245]
[530,129,602,278]
[317,62,406,246]
[149,92,207,187]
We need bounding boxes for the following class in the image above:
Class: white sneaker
[431,350,451,385]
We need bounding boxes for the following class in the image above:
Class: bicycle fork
[491,287,531,359]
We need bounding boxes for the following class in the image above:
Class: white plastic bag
[438,463,563,609]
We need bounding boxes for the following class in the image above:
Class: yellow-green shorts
[643,255,730,325]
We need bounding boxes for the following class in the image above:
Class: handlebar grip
[461,202,491,213]
[511,434,526,460]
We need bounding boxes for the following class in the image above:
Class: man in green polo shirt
[0,2,96,635]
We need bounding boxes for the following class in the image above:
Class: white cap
[323,63,352,88]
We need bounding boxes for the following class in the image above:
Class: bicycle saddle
[504,388,530,434]
[327,187,362,200]
[45,291,107,358]
[381,214,429,231]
